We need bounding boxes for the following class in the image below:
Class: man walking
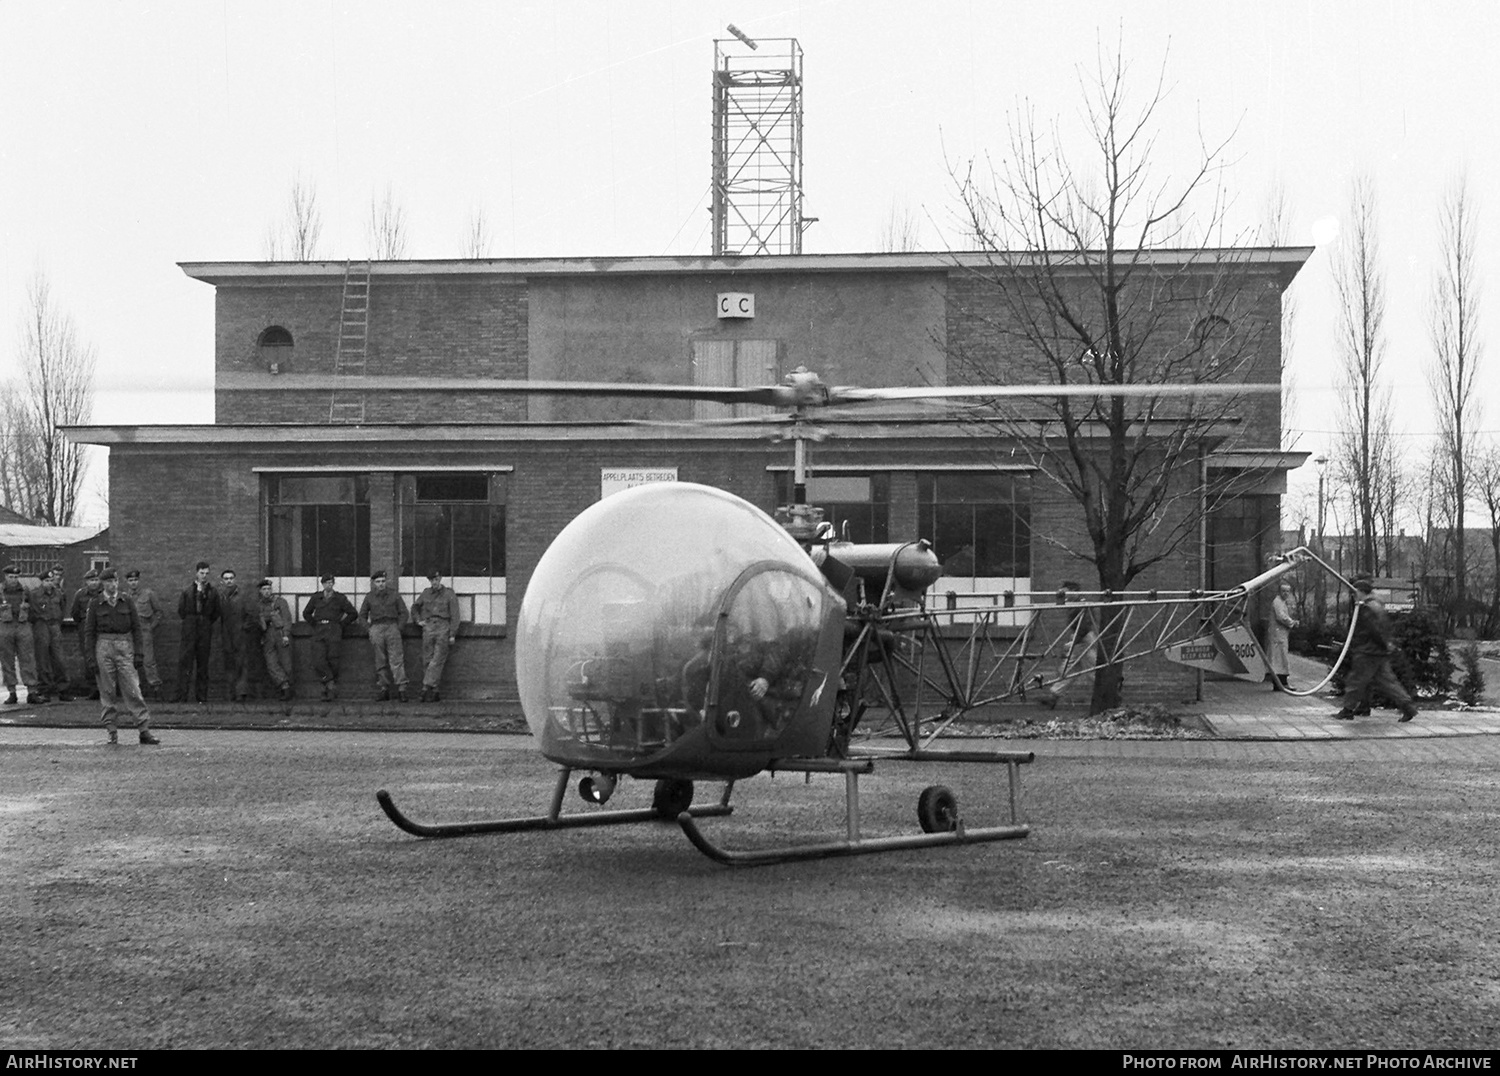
[412,570,460,702]
[176,561,220,704]
[359,569,409,701]
[218,569,249,701]
[303,573,357,700]
[85,569,158,745]
[1333,578,1419,723]
[0,564,41,705]
[256,578,295,701]
[125,569,165,697]
[70,569,103,699]
[31,567,70,702]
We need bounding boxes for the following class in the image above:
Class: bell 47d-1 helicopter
[373,368,1286,865]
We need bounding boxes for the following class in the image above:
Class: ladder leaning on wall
[329,259,371,423]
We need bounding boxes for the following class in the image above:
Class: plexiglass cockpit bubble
[516,482,836,771]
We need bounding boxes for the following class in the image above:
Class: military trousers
[368,622,407,689]
[0,620,38,689]
[96,635,150,731]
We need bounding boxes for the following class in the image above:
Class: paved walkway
[5,652,1500,742]
[1192,652,1500,740]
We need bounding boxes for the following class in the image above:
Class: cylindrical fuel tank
[817,540,942,594]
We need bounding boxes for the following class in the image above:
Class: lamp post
[1315,454,1328,626]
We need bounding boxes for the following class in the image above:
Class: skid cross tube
[377,768,734,839]
[676,752,1032,866]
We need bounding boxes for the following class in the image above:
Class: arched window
[257,326,294,373]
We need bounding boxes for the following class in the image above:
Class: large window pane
[918,473,1031,580]
[400,473,506,578]
[264,476,370,576]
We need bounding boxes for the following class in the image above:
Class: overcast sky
[3,0,1497,526]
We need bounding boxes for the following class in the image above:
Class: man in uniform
[0,564,41,705]
[176,561,221,704]
[70,569,103,699]
[359,570,409,701]
[412,569,461,702]
[85,569,158,745]
[218,568,249,701]
[125,569,165,697]
[256,578,295,701]
[303,573,357,700]
[31,567,70,702]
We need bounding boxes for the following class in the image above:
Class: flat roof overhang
[179,246,1315,286]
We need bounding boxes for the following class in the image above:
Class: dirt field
[2,729,1498,1050]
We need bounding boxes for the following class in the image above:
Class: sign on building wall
[716,292,755,319]
[601,467,678,499]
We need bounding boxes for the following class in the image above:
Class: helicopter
[371,367,1285,865]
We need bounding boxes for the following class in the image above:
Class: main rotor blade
[228,373,1279,405]
[827,382,1281,403]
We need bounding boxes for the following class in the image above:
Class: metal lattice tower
[712,36,808,256]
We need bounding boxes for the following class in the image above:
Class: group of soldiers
[162,563,465,705]
[0,561,467,743]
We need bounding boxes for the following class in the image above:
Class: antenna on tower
[711,34,809,255]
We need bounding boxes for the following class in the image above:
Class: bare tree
[948,43,1276,711]
[1331,175,1394,577]
[368,185,409,260]
[0,389,44,518]
[263,177,323,262]
[1426,174,1484,625]
[2,272,97,525]
[877,199,922,252]
[462,206,492,259]
[1474,440,1500,635]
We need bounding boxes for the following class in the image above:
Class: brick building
[66,250,1309,702]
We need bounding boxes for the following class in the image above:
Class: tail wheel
[651,778,694,818]
[917,785,959,833]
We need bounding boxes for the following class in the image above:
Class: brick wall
[215,274,528,423]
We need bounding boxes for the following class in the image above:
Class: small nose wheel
[917,785,959,833]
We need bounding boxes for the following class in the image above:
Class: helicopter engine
[516,482,847,780]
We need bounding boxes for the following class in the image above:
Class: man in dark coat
[176,561,221,704]
[217,569,248,701]
[303,573,358,700]
[1333,578,1418,723]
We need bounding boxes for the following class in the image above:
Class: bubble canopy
[516,482,837,771]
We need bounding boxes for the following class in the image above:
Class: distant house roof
[0,524,107,548]
[0,505,37,526]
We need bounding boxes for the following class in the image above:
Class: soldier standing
[31,567,70,702]
[175,561,221,704]
[218,569,248,701]
[303,573,357,700]
[359,570,409,701]
[0,564,41,705]
[125,569,165,697]
[85,569,158,746]
[70,569,103,699]
[256,578,295,701]
[412,569,461,702]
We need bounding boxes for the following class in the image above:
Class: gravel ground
[3,730,1498,1050]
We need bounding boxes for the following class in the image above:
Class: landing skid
[676,751,1033,866]
[377,768,734,839]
